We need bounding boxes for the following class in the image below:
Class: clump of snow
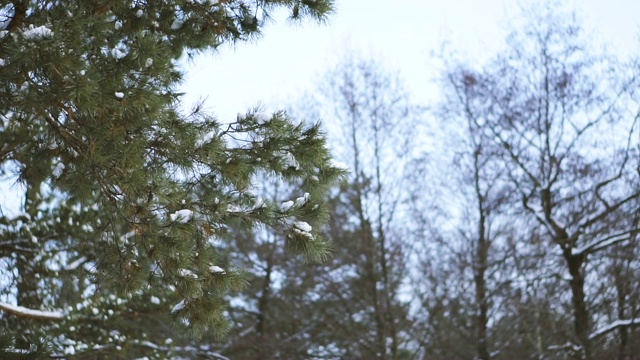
[178,269,198,279]
[111,47,127,60]
[252,198,266,210]
[171,19,184,30]
[294,193,310,207]
[209,265,226,274]
[171,299,185,314]
[0,59,4,66]
[150,296,160,305]
[279,151,299,170]
[292,221,314,240]
[53,163,65,178]
[79,70,86,76]
[20,81,29,92]
[294,221,312,233]
[64,346,75,355]
[170,209,193,223]
[135,9,144,17]
[115,20,122,29]
[145,58,153,68]
[280,200,294,212]
[115,92,124,99]
[22,25,54,39]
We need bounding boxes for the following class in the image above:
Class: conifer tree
[0,0,342,357]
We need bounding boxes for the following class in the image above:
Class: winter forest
[1,0,640,359]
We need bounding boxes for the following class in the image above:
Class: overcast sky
[180,0,640,121]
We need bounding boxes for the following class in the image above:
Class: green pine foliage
[0,0,342,357]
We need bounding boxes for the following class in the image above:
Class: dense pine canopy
[0,0,342,358]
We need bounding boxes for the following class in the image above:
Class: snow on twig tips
[170,209,193,223]
[53,162,65,178]
[292,221,314,240]
[22,25,53,39]
[280,200,294,212]
[178,269,198,279]
[209,265,226,274]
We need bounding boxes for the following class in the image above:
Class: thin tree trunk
[473,149,490,360]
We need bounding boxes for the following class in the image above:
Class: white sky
[180,0,640,121]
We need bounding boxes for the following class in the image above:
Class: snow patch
[111,47,127,60]
[292,221,314,240]
[178,269,198,279]
[114,92,124,99]
[22,25,54,39]
[280,201,294,212]
[150,296,160,305]
[171,299,185,314]
[171,19,184,30]
[294,193,310,207]
[209,265,226,274]
[278,151,299,170]
[294,221,312,233]
[53,163,65,178]
[170,209,193,223]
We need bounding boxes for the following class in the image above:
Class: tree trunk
[564,250,590,359]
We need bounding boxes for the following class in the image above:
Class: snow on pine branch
[0,301,64,321]
[170,209,193,223]
[22,25,54,39]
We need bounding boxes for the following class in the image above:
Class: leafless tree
[443,4,640,358]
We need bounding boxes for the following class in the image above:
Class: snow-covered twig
[572,231,632,256]
[589,318,640,341]
[64,256,88,271]
[0,301,64,321]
